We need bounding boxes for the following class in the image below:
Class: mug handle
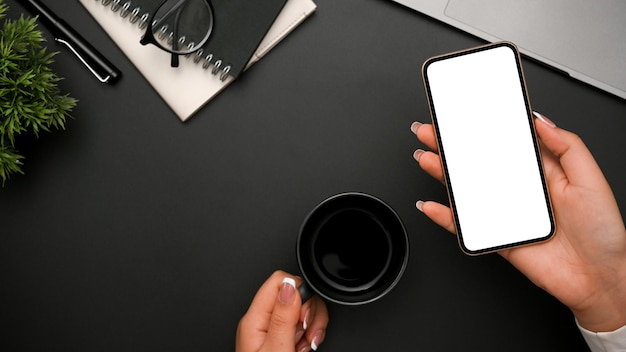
[298,281,315,303]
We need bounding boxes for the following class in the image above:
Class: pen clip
[55,38,112,83]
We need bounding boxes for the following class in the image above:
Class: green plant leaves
[0,0,77,185]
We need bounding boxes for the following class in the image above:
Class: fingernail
[533,111,556,128]
[411,121,423,134]
[279,278,296,304]
[416,200,425,213]
[413,149,425,162]
[303,308,311,330]
[311,330,324,351]
[295,328,305,344]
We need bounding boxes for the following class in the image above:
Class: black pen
[22,0,122,84]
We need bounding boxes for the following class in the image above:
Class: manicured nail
[533,111,556,128]
[410,121,423,134]
[413,149,425,162]
[295,328,305,344]
[416,200,425,213]
[311,330,324,351]
[279,278,296,304]
[303,308,311,330]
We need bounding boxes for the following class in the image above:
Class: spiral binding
[95,0,231,81]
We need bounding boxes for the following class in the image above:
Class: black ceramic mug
[297,192,409,305]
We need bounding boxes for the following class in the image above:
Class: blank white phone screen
[424,43,554,254]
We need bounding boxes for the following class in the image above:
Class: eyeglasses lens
[151,0,213,55]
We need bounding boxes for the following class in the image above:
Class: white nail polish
[411,121,423,134]
[279,277,297,305]
[413,149,425,162]
[303,309,310,330]
[310,331,323,351]
[282,277,296,289]
[416,200,425,212]
[532,111,556,128]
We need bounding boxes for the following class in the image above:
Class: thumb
[264,278,302,351]
[533,112,606,187]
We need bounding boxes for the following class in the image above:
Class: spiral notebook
[80,0,317,121]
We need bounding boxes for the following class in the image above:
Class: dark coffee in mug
[298,193,408,305]
[313,208,391,292]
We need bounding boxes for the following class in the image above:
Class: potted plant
[0,0,77,185]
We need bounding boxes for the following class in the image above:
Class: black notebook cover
[105,0,288,79]
[207,0,288,78]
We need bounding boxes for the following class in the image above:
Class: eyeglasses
[140,0,214,68]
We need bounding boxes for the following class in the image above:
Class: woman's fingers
[417,200,456,234]
[414,149,445,184]
[411,122,444,184]
[411,122,439,152]
[297,296,328,352]
[411,122,454,233]
[237,271,304,352]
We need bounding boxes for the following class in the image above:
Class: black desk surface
[2,1,625,351]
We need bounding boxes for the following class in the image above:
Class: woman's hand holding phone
[411,115,626,333]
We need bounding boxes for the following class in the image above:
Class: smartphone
[422,42,555,255]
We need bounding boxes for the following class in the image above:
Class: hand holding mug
[237,192,408,351]
[236,271,328,352]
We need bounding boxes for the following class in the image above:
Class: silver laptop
[391,0,626,100]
